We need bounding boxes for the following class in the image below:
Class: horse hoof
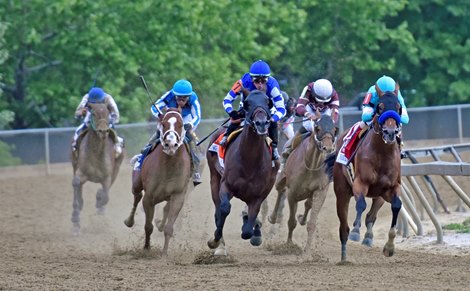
[250,236,262,246]
[124,217,134,228]
[362,238,373,247]
[214,247,228,256]
[383,246,395,257]
[267,215,276,224]
[241,232,253,240]
[207,239,220,249]
[96,207,106,215]
[297,214,306,226]
[72,225,80,236]
[349,230,360,242]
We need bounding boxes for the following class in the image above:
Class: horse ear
[375,84,384,97]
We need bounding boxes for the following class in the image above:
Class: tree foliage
[0,0,469,129]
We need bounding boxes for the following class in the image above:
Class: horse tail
[323,152,336,183]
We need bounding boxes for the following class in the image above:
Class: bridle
[159,110,185,154]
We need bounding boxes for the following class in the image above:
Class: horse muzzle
[253,119,269,135]
[382,128,399,144]
[162,132,181,155]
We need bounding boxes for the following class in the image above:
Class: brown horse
[207,90,279,255]
[324,91,403,263]
[71,102,123,235]
[268,111,337,255]
[124,108,191,255]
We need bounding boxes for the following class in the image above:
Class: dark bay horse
[324,91,403,263]
[207,90,279,255]
[124,108,191,255]
[71,102,123,235]
[269,111,337,255]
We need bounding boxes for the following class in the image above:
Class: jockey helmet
[313,79,333,103]
[376,75,396,93]
[249,60,271,77]
[172,79,193,96]
[88,87,105,103]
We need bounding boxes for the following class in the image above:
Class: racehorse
[124,108,191,255]
[207,90,280,255]
[324,91,403,262]
[268,110,337,255]
[71,102,123,235]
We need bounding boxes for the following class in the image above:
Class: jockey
[336,75,409,165]
[135,79,202,186]
[72,87,124,157]
[281,79,340,164]
[279,91,296,140]
[220,60,286,160]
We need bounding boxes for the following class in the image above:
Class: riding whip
[196,117,230,146]
[139,75,163,116]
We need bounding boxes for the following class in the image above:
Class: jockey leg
[110,123,124,157]
[281,126,308,164]
[269,121,280,160]
[219,120,239,146]
[72,123,87,151]
[186,132,202,186]
[396,135,407,159]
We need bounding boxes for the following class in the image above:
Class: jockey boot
[269,122,280,160]
[114,136,124,157]
[219,121,239,147]
[188,138,202,186]
[397,135,407,159]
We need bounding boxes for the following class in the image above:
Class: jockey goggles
[252,76,268,84]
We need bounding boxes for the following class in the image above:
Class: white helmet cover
[313,79,333,103]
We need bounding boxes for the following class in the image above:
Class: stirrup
[219,136,228,147]
[272,148,280,161]
[192,172,202,186]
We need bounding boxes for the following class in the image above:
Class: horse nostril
[174,143,178,147]
[165,143,169,147]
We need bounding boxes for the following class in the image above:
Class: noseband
[159,111,185,151]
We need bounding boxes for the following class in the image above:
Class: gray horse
[269,110,337,256]
[71,102,123,235]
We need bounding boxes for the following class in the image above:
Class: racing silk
[223,73,286,122]
[362,85,409,124]
[295,82,340,124]
[76,93,120,124]
[151,91,202,129]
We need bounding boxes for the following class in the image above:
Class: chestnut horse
[124,108,191,255]
[268,111,337,255]
[71,102,123,235]
[207,90,279,255]
[324,91,403,263]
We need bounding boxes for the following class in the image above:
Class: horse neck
[238,126,267,161]
[87,130,109,154]
[303,134,324,170]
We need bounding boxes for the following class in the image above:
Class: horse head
[312,111,337,153]
[375,91,402,144]
[157,108,185,155]
[243,90,271,135]
[88,103,110,140]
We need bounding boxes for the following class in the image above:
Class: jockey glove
[184,123,192,131]
[229,110,239,119]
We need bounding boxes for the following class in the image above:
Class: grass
[443,217,470,233]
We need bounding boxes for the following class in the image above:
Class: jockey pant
[73,123,87,145]
[186,131,201,175]
[269,121,279,148]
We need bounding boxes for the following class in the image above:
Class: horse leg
[124,171,144,227]
[208,183,231,249]
[268,189,286,224]
[286,193,298,244]
[71,175,85,235]
[362,197,385,247]
[161,193,186,256]
[297,198,312,226]
[335,187,352,262]
[383,194,402,257]
[349,194,367,242]
[142,195,155,250]
[304,188,328,255]
[156,201,170,232]
[242,200,263,245]
[96,178,111,215]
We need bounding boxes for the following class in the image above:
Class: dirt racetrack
[1,145,470,290]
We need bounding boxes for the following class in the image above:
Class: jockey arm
[185,93,202,130]
[105,94,120,124]
[75,94,89,119]
[223,79,244,115]
[151,91,172,118]
[266,79,286,122]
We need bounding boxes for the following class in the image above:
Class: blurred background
[1,0,470,167]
